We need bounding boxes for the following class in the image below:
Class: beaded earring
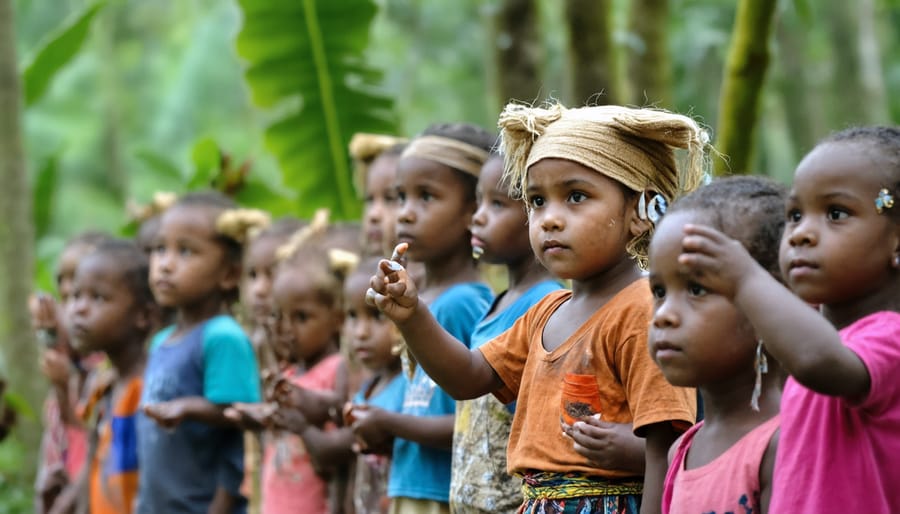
[875,188,894,214]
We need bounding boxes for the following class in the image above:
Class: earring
[750,340,769,412]
[391,339,405,356]
[875,188,895,214]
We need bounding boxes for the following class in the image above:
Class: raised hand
[679,224,761,300]
[366,243,419,323]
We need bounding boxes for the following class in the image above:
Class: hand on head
[678,224,763,300]
[366,243,418,322]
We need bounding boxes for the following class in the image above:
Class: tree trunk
[774,19,817,159]
[626,0,671,108]
[491,0,543,108]
[564,0,620,105]
[0,0,42,458]
[712,0,778,176]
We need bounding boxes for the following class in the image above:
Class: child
[66,239,157,514]
[258,234,354,514]
[675,126,900,513]
[33,231,109,514]
[349,133,408,257]
[343,256,406,514]
[138,191,263,514]
[354,123,495,514]
[647,177,785,514]
[369,103,703,513]
[450,151,563,513]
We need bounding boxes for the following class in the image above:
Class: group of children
[29,100,900,514]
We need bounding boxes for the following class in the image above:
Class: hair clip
[875,188,894,214]
[638,192,667,225]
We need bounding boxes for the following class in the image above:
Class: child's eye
[786,209,802,223]
[650,284,665,300]
[827,207,849,221]
[687,283,707,297]
[179,246,193,257]
[420,191,433,202]
[568,191,587,203]
[491,199,506,209]
[292,311,308,322]
[397,191,407,203]
[345,309,357,320]
[528,195,545,208]
[384,192,398,204]
[363,194,374,205]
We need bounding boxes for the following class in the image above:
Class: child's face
[648,211,757,387]
[343,271,399,371]
[395,156,477,263]
[271,266,341,364]
[470,157,531,265]
[57,243,93,304]
[363,154,399,257]
[780,142,899,306]
[242,235,280,326]
[525,158,637,281]
[67,254,144,354]
[149,206,233,308]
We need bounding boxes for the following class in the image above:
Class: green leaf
[22,2,106,107]
[790,0,812,25]
[32,154,59,240]
[188,137,221,189]
[1,391,35,422]
[236,0,398,220]
[235,177,296,216]
[134,148,186,183]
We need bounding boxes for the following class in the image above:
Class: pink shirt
[662,416,779,514]
[771,311,900,514]
[261,354,343,514]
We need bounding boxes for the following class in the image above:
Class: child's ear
[219,261,242,292]
[628,196,653,238]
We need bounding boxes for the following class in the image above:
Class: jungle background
[1,0,899,508]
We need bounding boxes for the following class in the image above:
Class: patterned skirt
[516,471,642,514]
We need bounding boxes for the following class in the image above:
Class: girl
[33,231,109,514]
[343,256,406,514]
[452,151,563,513]
[368,103,703,513]
[138,191,263,514]
[647,177,785,514]
[349,133,408,257]
[257,233,354,514]
[676,126,900,513]
[65,239,157,514]
[354,122,495,514]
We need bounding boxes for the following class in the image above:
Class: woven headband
[401,135,489,177]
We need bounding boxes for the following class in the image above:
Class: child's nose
[652,299,679,328]
[786,221,817,247]
[538,206,564,232]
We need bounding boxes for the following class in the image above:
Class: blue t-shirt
[471,280,563,413]
[136,315,261,514]
[353,373,405,411]
[388,282,493,503]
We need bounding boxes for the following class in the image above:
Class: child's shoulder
[201,315,249,344]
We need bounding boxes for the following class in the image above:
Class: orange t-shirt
[479,278,696,478]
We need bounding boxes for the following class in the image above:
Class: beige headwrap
[401,135,490,177]
[498,103,708,202]
[498,102,710,267]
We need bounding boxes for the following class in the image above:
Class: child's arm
[680,224,870,399]
[143,396,236,428]
[272,406,355,472]
[368,244,501,399]
[351,404,454,450]
[563,416,645,474]
[640,422,682,514]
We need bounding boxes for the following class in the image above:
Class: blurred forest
[2,0,899,505]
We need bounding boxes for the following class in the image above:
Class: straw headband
[401,135,490,177]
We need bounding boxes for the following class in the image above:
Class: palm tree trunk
[712,0,778,176]
[491,0,543,107]
[626,0,671,108]
[0,0,42,457]
[564,0,620,105]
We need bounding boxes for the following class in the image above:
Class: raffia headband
[401,135,489,177]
